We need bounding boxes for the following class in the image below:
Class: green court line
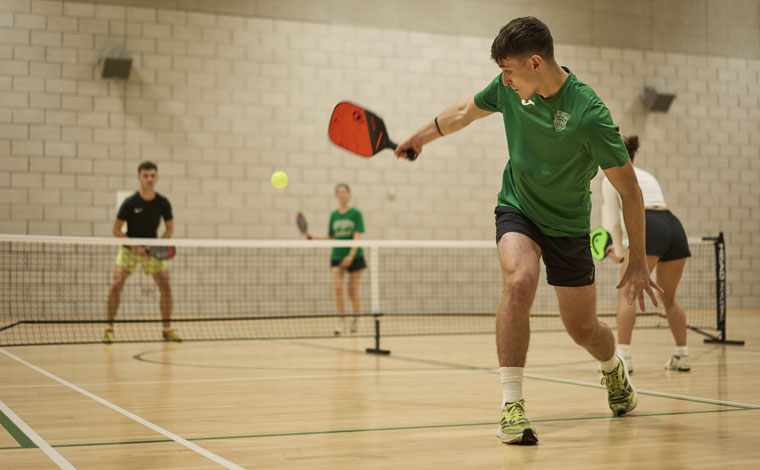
[286,340,758,410]
[0,409,36,449]
[0,406,755,451]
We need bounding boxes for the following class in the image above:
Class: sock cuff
[499,367,524,380]
[600,355,619,373]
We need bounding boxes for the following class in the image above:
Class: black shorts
[645,210,691,261]
[495,206,595,287]
[330,256,367,272]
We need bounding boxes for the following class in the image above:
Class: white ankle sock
[675,345,689,356]
[616,344,631,358]
[600,355,620,373]
[500,367,524,406]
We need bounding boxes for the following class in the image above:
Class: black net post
[365,313,390,355]
[704,232,744,345]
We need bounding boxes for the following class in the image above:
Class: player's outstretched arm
[307,233,333,241]
[603,161,663,311]
[394,97,493,159]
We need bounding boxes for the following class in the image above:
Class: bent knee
[109,281,126,292]
[658,293,678,309]
[503,275,537,305]
[565,323,597,346]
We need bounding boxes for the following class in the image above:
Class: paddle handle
[388,142,418,161]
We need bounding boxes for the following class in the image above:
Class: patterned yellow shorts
[115,246,168,275]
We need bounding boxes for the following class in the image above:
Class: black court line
[131,340,598,371]
[132,338,759,410]
[132,346,451,372]
[0,407,756,451]
[285,340,759,410]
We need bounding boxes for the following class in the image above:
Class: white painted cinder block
[0,2,757,304]
[60,221,91,235]
[0,221,27,233]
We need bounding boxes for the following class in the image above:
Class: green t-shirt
[474,67,629,237]
[328,207,364,261]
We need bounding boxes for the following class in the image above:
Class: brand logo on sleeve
[553,110,570,132]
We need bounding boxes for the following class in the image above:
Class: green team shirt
[328,207,364,261]
[474,67,629,237]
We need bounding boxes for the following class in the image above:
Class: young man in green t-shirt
[394,17,662,444]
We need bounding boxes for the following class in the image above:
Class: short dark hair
[491,17,554,63]
[335,183,350,193]
[138,161,157,173]
[623,136,640,163]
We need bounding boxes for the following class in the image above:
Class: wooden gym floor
[1,310,759,469]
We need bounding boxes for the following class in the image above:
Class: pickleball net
[0,234,730,346]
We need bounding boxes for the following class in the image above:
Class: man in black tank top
[103,161,180,343]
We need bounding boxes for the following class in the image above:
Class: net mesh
[0,235,720,346]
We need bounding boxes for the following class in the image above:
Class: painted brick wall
[0,1,758,307]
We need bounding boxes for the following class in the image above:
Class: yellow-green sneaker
[102,328,115,344]
[601,355,638,416]
[162,328,182,342]
[497,399,538,444]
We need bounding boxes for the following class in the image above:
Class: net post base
[703,338,745,345]
[365,315,390,355]
[365,347,391,355]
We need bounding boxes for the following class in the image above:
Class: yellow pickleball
[270,170,288,189]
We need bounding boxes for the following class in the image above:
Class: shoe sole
[497,428,538,445]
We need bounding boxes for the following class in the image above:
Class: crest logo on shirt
[553,110,570,132]
[333,219,355,238]
[521,99,535,106]
[133,207,143,214]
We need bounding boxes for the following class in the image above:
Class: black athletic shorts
[645,210,691,261]
[330,256,367,272]
[495,206,595,287]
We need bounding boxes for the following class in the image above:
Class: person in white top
[601,136,691,373]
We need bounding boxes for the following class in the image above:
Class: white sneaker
[665,354,690,371]
[334,322,345,336]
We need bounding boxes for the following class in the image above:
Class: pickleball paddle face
[328,101,417,160]
[296,212,308,234]
[590,226,612,260]
[148,245,175,260]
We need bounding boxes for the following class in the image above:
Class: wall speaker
[642,87,675,112]
[101,57,132,79]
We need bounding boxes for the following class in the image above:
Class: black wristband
[434,116,444,136]
[619,256,625,264]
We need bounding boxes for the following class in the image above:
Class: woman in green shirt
[304,183,366,335]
